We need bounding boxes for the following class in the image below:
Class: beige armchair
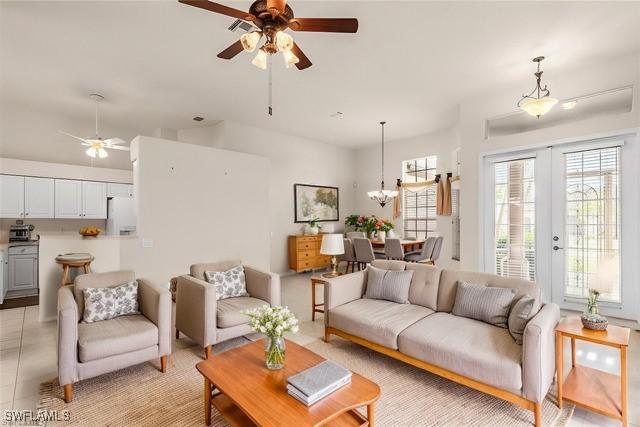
[175,260,280,358]
[57,270,171,403]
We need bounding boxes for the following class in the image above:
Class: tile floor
[0,273,638,427]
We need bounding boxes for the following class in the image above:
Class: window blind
[402,156,437,239]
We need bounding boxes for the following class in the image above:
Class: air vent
[228,19,254,33]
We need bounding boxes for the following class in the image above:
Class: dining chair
[429,236,444,265]
[346,231,366,241]
[338,238,357,273]
[404,236,437,263]
[384,238,404,260]
[353,238,385,270]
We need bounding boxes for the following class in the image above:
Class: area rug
[39,337,573,426]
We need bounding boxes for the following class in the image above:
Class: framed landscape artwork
[294,184,339,223]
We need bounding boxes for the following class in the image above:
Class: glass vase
[588,303,599,315]
[265,336,285,370]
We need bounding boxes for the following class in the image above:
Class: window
[494,158,536,281]
[564,147,621,302]
[402,156,437,239]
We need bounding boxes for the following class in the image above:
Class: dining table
[370,238,425,253]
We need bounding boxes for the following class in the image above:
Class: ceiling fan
[60,94,129,159]
[178,0,359,70]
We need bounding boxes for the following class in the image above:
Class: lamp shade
[320,234,344,256]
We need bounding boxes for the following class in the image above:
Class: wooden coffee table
[196,339,381,426]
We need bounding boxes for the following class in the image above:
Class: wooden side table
[310,276,329,321]
[555,317,630,426]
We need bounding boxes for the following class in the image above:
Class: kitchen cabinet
[55,179,83,218]
[0,250,6,305]
[0,175,25,218]
[24,177,55,218]
[82,181,107,218]
[107,182,133,198]
[8,245,38,294]
[55,179,107,219]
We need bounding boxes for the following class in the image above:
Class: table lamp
[320,234,344,278]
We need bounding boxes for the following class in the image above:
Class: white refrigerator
[106,197,136,236]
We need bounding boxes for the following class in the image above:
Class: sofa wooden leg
[324,327,331,343]
[204,345,212,359]
[63,384,73,403]
[160,355,167,373]
[175,329,180,339]
[534,402,541,427]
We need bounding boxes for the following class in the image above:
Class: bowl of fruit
[79,227,101,238]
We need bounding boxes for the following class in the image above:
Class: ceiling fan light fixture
[240,31,261,52]
[275,31,294,52]
[97,147,109,158]
[283,49,299,68]
[86,146,97,158]
[251,48,268,70]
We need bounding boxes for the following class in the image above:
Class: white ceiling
[1,1,639,147]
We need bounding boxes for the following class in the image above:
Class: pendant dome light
[517,56,558,118]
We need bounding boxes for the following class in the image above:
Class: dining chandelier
[368,121,398,207]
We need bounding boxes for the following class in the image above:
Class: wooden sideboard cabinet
[288,235,330,273]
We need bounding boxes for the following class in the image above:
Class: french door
[484,136,639,319]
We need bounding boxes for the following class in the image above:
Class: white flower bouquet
[242,305,299,369]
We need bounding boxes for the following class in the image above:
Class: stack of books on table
[287,360,352,406]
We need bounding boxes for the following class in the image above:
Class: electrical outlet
[142,238,154,248]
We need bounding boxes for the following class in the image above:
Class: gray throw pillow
[364,265,414,304]
[205,265,248,301]
[452,281,516,328]
[508,295,538,344]
[82,281,139,323]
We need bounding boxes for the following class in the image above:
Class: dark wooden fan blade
[217,40,244,59]
[291,42,312,70]
[178,0,255,22]
[288,18,358,33]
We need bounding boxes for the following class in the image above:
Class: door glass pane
[564,147,621,302]
[494,158,536,281]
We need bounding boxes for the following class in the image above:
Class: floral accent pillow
[82,281,140,323]
[205,266,248,301]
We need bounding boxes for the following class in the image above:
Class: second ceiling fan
[179,0,358,70]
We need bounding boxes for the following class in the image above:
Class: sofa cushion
[205,265,249,300]
[508,295,538,344]
[217,296,268,328]
[328,298,433,349]
[452,282,516,328]
[78,314,158,363]
[437,269,540,313]
[398,312,523,392]
[74,270,136,320]
[406,263,441,310]
[82,281,139,324]
[190,260,242,281]
[364,265,413,304]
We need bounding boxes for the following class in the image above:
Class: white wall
[0,102,138,170]
[354,127,461,270]
[119,136,270,285]
[458,53,640,272]
[176,120,357,274]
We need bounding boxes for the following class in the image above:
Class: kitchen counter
[38,234,127,321]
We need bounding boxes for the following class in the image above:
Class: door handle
[553,245,563,251]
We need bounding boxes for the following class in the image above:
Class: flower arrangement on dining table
[242,305,299,370]
[345,214,394,237]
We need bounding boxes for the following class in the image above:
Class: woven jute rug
[39,337,573,426]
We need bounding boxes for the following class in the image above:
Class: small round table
[55,253,94,287]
